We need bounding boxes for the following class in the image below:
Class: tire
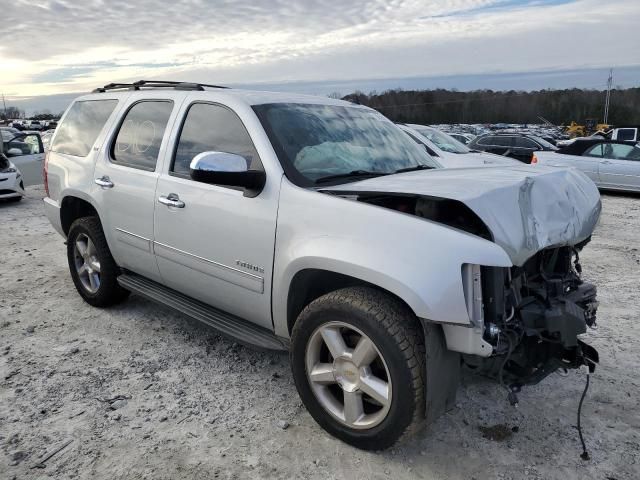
[67,216,129,307]
[290,286,425,450]
[5,195,22,203]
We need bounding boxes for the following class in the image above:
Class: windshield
[410,126,470,154]
[253,103,439,186]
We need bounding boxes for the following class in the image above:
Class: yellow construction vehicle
[564,120,611,138]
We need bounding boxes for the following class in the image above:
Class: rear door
[92,93,186,282]
[475,136,505,156]
[598,143,640,191]
[513,137,541,163]
[570,143,604,183]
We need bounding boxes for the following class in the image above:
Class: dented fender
[272,179,512,338]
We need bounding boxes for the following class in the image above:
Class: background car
[468,132,557,163]
[2,132,45,185]
[26,120,44,131]
[533,138,640,192]
[399,124,521,168]
[0,143,25,202]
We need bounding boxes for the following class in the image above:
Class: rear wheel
[67,217,129,307]
[291,287,425,450]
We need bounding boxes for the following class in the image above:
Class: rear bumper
[44,196,64,237]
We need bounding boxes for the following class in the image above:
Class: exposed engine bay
[469,243,599,392]
[466,242,600,456]
[350,192,600,389]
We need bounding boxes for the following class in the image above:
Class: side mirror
[189,151,266,197]
[7,148,22,157]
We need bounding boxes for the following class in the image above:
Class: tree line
[1,107,62,121]
[342,87,640,126]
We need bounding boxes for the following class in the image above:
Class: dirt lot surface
[1,186,639,480]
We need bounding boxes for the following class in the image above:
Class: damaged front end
[466,242,599,392]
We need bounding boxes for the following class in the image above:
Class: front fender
[272,180,512,338]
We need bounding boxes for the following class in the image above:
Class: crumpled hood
[438,151,520,168]
[323,164,601,266]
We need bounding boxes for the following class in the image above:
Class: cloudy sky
[2,0,639,106]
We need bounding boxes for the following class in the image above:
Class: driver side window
[172,103,262,177]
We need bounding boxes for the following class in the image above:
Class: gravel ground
[1,186,639,480]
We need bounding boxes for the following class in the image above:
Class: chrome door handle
[158,193,185,208]
[601,160,612,165]
[95,176,114,188]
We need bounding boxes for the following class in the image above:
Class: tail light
[43,150,50,197]
[531,153,538,164]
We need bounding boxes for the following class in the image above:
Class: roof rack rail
[92,80,228,93]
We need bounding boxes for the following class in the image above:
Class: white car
[399,124,521,168]
[0,150,25,202]
[533,138,640,192]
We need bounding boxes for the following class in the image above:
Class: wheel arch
[60,194,102,236]
[285,268,422,336]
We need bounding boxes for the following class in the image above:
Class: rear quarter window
[514,137,538,149]
[50,100,118,157]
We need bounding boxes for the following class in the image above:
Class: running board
[117,273,288,351]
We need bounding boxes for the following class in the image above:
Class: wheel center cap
[333,357,360,392]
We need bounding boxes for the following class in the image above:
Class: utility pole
[603,68,613,125]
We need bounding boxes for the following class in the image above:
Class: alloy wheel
[305,321,392,429]
[73,233,101,293]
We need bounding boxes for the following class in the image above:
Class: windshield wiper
[314,170,389,184]
[393,164,435,174]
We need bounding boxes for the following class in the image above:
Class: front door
[153,101,279,329]
[93,95,183,282]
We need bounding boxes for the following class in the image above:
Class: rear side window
[112,101,174,171]
[478,136,511,147]
[493,137,514,147]
[514,137,538,149]
[50,100,118,157]
[172,103,262,176]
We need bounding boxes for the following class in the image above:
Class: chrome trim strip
[115,227,151,252]
[153,241,263,281]
[115,228,150,242]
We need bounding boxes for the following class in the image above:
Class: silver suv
[44,80,601,450]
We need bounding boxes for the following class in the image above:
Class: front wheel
[291,287,425,450]
[67,216,129,307]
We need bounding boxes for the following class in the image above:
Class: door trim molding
[115,227,152,252]
[153,241,264,293]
